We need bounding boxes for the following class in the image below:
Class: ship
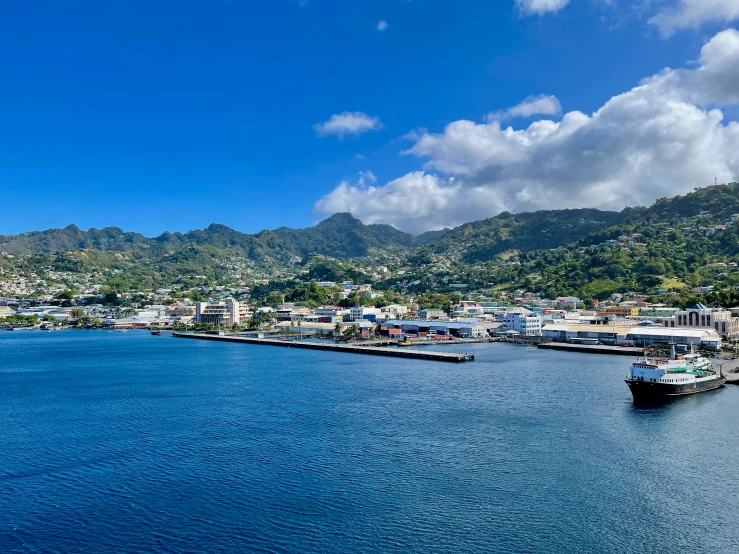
[625,345,725,400]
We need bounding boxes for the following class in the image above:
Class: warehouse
[623,327,722,350]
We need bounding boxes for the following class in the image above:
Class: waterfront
[2,331,739,553]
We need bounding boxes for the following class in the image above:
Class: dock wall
[173,332,475,362]
[538,343,643,356]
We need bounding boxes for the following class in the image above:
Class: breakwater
[172,332,475,362]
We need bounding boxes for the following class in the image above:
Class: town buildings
[662,303,739,339]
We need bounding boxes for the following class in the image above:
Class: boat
[151,330,161,336]
[625,345,725,400]
[398,341,413,347]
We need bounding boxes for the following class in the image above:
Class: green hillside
[427,208,632,262]
[5,184,739,304]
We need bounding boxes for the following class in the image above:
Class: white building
[501,312,542,336]
[451,301,484,317]
[662,303,739,339]
[349,306,381,321]
[195,300,250,327]
[625,326,722,350]
[381,304,409,317]
[315,306,344,317]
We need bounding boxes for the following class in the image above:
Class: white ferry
[625,346,725,400]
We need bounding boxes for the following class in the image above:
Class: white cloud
[487,94,562,122]
[313,112,384,138]
[358,171,377,186]
[515,0,570,17]
[649,0,739,37]
[315,172,471,233]
[314,29,739,233]
[377,20,388,31]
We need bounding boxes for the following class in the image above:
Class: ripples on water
[1,331,738,553]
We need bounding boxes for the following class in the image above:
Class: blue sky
[2,0,739,235]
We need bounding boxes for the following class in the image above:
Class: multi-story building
[501,312,542,336]
[662,303,739,339]
[381,304,409,317]
[166,304,196,319]
[637,307,679,318]
[349,306,381,322]
[451,301,484,317]
[195,300,250,327]
[418,308,446,320]
[603,305,640,317]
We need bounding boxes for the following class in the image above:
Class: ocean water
[2,331,739,553]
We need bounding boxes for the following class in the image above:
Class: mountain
[0,224,150,254]
[0,213,443,260]
[6,184,739,301]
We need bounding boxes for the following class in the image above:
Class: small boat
[398,341,413,346]
[151,330,161,336]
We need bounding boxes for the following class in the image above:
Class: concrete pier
[711,357,739,384]
[172,332,475,362]
[538,343,644,356]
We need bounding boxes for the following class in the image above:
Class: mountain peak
[318,212,362,226]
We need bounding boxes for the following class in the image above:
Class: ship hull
[626,377,726,401]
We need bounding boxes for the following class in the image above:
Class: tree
[70,308,84,319]
[103,292,120,305]
[342,325,359,340]
[55,289,77,301]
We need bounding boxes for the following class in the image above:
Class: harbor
[172,332,475,362]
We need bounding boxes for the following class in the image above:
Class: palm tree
[343,324,359,340]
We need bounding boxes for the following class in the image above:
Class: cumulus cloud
[486,94,562,122]
[313,112,384,138]
[515,0,570,17]
[649,0,739,37]
[314,29,739,233]
[377,20,388,31]
[315,172,473,233]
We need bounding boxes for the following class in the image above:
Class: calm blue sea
[2,331,739,553]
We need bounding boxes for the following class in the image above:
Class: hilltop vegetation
[4,183,739,305]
